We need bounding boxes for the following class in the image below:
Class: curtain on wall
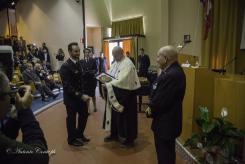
[122,39,131,54]
[122,39,137,66]
[112,17,144,37]
[103,41,110,69]
[201,0,239,73]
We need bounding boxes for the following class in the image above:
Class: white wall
[110,0,165,64]
[16,0,84,70]
[103,0,202,65]
[0,9,9,36]
[85,0,111,27]
[169,0,202,57]
[87,27,102,56]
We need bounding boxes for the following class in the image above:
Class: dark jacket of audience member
[22,68,41,84]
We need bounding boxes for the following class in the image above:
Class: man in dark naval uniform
[146,45,186,164]
[82,48,97,112]
[60,42,91,146]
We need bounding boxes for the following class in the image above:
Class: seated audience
[34,63,60,91]
[22,63,58,101]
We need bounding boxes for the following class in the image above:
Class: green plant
[184,107,245,163]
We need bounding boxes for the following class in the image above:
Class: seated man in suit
[34,63,60,91]
[22,63,58,101]
[146,45,186,164]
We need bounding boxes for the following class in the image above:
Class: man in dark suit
[82,48,97,112]
[97,52,107,98]
[138,48,150,77]
[146,45,186,164]
[60,42,91,146]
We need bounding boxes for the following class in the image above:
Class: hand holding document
[96,73,115,83]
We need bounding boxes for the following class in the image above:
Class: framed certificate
[96,73,115,83]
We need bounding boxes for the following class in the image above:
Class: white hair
[158,45,178,60]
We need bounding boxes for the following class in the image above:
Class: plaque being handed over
[96,73,115,83]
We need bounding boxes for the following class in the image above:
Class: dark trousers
[35,83,53,98]
[110,109,119,138]
[154,133,176,164]
[98,81,103,98]
[65,102,88,143]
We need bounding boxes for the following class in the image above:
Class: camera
[18,87,26,97]
[0,46,14,80]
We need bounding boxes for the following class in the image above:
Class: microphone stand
[222,56,237,75]
[212,56,237,75]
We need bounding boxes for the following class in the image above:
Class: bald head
[157,45,178,69]
[158,45,178,61]
[112,46,124,62]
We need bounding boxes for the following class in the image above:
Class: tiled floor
[33,95,189,164]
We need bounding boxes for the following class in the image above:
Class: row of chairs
[11,69,62,95]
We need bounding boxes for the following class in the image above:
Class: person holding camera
[145,45,186,164]
[0,45,49,164]
[60,42,91,146]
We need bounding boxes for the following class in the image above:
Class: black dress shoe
[42,97,49,102]
[68,139,84,146]
[52,93,59,99]
[77,136,90,142]
[104,135,117,142]
[120,141,135,148]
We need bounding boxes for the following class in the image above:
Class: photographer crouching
[0,46,49,164]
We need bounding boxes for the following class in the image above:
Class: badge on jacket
[153,83,157,90]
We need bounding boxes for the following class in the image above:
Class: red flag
[202,0,212,40]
